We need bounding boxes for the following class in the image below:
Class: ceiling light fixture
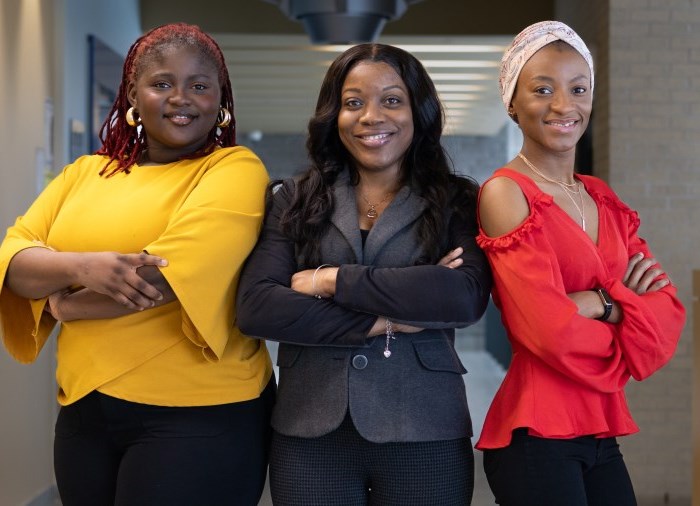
[262,0,424,44]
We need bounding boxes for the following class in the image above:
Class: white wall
[0,1,141,504]
[54,0,142,167]
[0,1,57,504]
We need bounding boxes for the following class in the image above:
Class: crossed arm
[6,247,174,321]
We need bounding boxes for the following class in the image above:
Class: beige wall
[560,0,697,503]
[0,1,57,505]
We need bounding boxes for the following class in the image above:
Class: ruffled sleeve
[143,147,269,362]
[588,182,685,380]
[478,191,632,393]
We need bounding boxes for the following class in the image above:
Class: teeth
[549,120,575,127]
[362,133,389,140]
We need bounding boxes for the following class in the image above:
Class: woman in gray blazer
[237,43,491,506]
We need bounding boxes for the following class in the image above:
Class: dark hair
[96,23,236,176]
[279,43,478,266]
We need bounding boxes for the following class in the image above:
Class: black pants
[270,414,474,506]
[54,379,276,506]
[483,428,637,506]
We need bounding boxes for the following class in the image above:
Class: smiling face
[510,41,592,158]
[128,45,222,163]
[337,61,414,177]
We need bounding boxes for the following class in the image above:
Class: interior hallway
[259,325,507,506]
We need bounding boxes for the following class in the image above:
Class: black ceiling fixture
[262,0,424,44]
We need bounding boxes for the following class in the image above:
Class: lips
[546,119,577,127]
[165,113,196,126]
[356,132,393,147]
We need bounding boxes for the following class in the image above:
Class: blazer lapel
[364,185,426,265]
[329,173,363,263]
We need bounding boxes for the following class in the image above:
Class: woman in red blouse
[476,21,686,505]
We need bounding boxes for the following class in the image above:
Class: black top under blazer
[236,171,492,443]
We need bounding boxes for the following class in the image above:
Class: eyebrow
[149,71,215,81]
[342,84,406,94]
[529,74,589,83]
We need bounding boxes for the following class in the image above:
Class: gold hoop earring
[217,107,231,128]
[126,107,141,127]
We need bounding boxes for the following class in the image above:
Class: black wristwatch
[593,288,613,321]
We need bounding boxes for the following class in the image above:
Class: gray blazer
[237,172,491,443]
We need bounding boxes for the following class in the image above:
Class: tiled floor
[259,330,506,506]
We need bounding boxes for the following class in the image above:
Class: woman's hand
[291,266,339,298]
[74,251,168,309]
[45,288,73,322]
[438,247,464,269]
[623,252,669,294]
[569,252,670,323]
[367,317,424,337]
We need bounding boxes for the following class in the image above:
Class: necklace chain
[360,191,393,219]
[517,152,586,231]
[517,153,578,188]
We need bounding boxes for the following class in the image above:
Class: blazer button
[352,354,368,370]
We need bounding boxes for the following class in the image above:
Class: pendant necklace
[518,152,586,231]
[360,191,394,219]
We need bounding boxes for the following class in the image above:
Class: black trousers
[54,379,276,506]
[483,428,637,506]
[270,414,474,506]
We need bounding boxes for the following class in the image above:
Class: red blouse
[475,168,685,450]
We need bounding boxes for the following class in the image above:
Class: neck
[517,149,577,185]
[356,169,401,196]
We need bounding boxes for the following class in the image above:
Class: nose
[360,101,385,125]
[167,86,190,106]
[551,91,573,113]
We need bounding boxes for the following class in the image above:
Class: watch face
[597,288,613,321]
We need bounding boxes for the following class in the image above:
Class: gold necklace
[517,152,578,188]
[360,191,393,219]
[517,152,586,231]
[559,181,586,231]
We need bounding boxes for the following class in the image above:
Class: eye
[344,98,362,109]
[384,96,402,106]
[192,83,208,91]
[535,87,552,95]
[573,86,587,95]
[153,81,171,89]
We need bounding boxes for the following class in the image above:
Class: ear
[507,105,519,124]
[127,81,138,107]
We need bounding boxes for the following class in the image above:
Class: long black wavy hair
[279,43,478,266]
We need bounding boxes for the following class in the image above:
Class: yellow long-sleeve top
[0,146,273,406]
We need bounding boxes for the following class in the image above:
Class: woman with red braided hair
[0,23,274,505]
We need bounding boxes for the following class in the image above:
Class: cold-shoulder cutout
[477,169,554,251]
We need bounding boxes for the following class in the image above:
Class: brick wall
[559,0,697,503]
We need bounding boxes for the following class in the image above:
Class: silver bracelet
[312,264,332,299]
[384,318,396,358]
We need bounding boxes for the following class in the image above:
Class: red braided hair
[96,23,236,177]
